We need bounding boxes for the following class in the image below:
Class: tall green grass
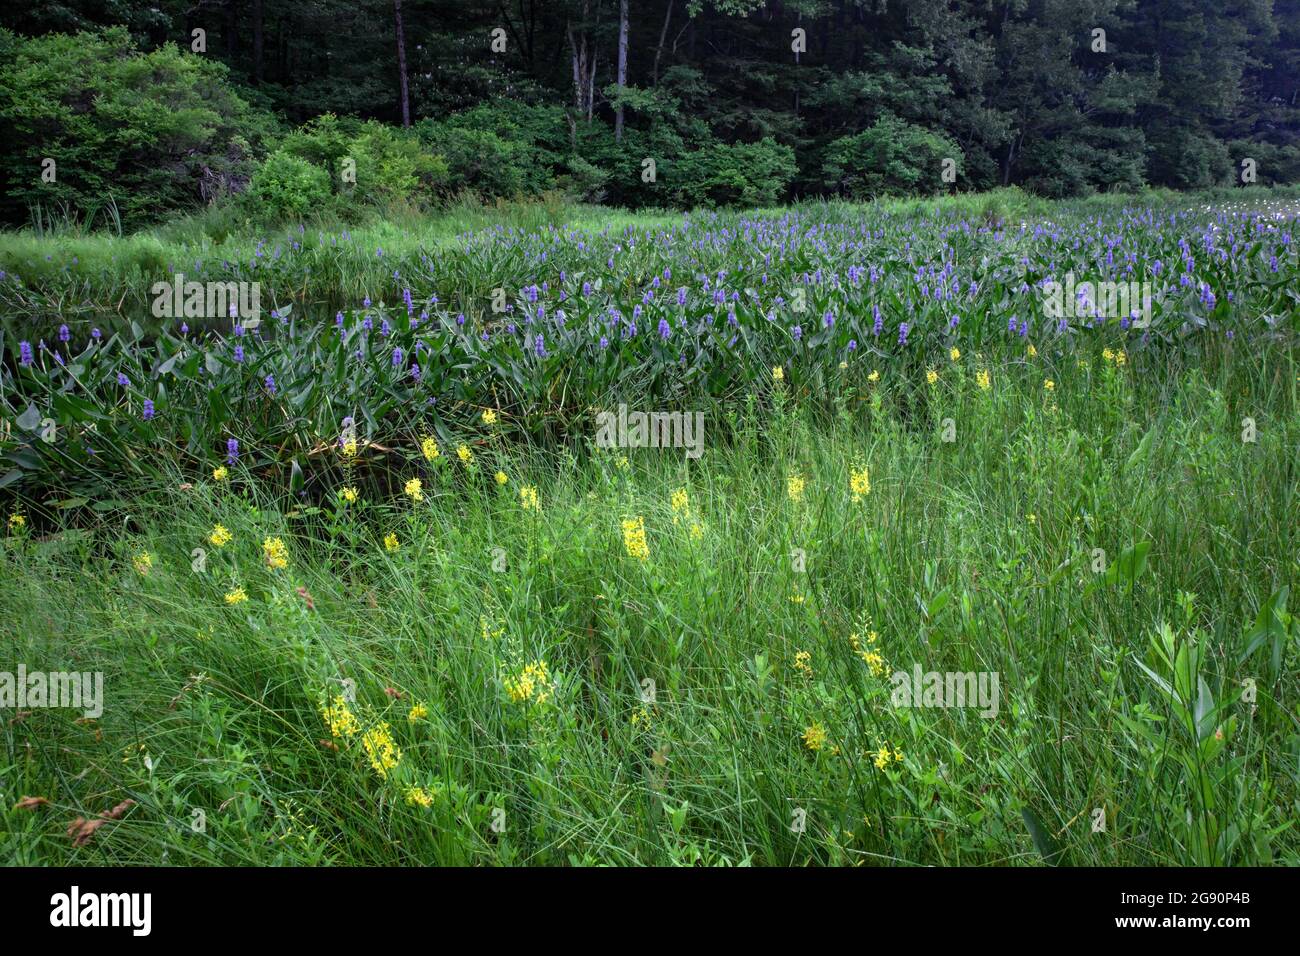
[3,345,1296,865]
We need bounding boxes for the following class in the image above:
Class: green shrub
[278,114,362,189]
[1225,139,1300,187]
[556,154,611,204]
[415,123,531,199]
[344,122,448,208]
[822,115,963,199]
[1019,127,1147,197]
[1147,123,1233,190]
[667,138,797,208]
[246,150,331,219]
[0,26,275,228]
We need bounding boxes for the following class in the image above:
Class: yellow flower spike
[504,660,553,705]
[405,786,435,808]
[360,722,402,779]
[793,650,813,678]
[802,723,828,752]
[849,463,870,502]
[383,532,400,552]
[404,478,423,502]
[621,516,649,561]
[421,437,440,461]
[262,536,289,569]
[212,466,228,481]
[495,470,508,485]
[520,485,540,511]
[224,587,248,605]
[209,524,232,547]
[320,695,360,738]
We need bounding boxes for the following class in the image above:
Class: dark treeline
[1,0,1298,227]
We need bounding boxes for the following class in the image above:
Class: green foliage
[278,114,360,183]
[822,117,963,199]
[1147,124,1234,190]
[344,122,448,208]
[2,341,1296,865]
[666,138,797,208]
[0,27,275,227]
[247,151,332,220]
[415,123,533,199]
[2,0,1299,223]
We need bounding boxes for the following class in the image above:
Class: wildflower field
[2,189,1299,866]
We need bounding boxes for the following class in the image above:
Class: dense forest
[2,0,1298,227]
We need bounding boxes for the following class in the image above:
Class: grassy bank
[3,350,1297,865]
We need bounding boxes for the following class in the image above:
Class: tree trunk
[615,0,629,141]
[394,0,411,127]
[653,0,672,85]
[567,4,595,122]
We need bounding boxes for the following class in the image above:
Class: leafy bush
[1019,127,1148,198]
[1226,139,1300,187]
[0,27,275,227]
[278,114,362,188]
[415,123,532,199]
[246,151,331,219]
[1147,124,1233,190]
[344,122,448,208]
[555,154,610,204]
[254,119,447,218]
[822,116,963,198]
[666,139,797,208]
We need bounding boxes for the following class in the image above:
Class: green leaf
[1125,426,1156,471]
[1020,807,1063,865]
[1105,541,1150,592]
